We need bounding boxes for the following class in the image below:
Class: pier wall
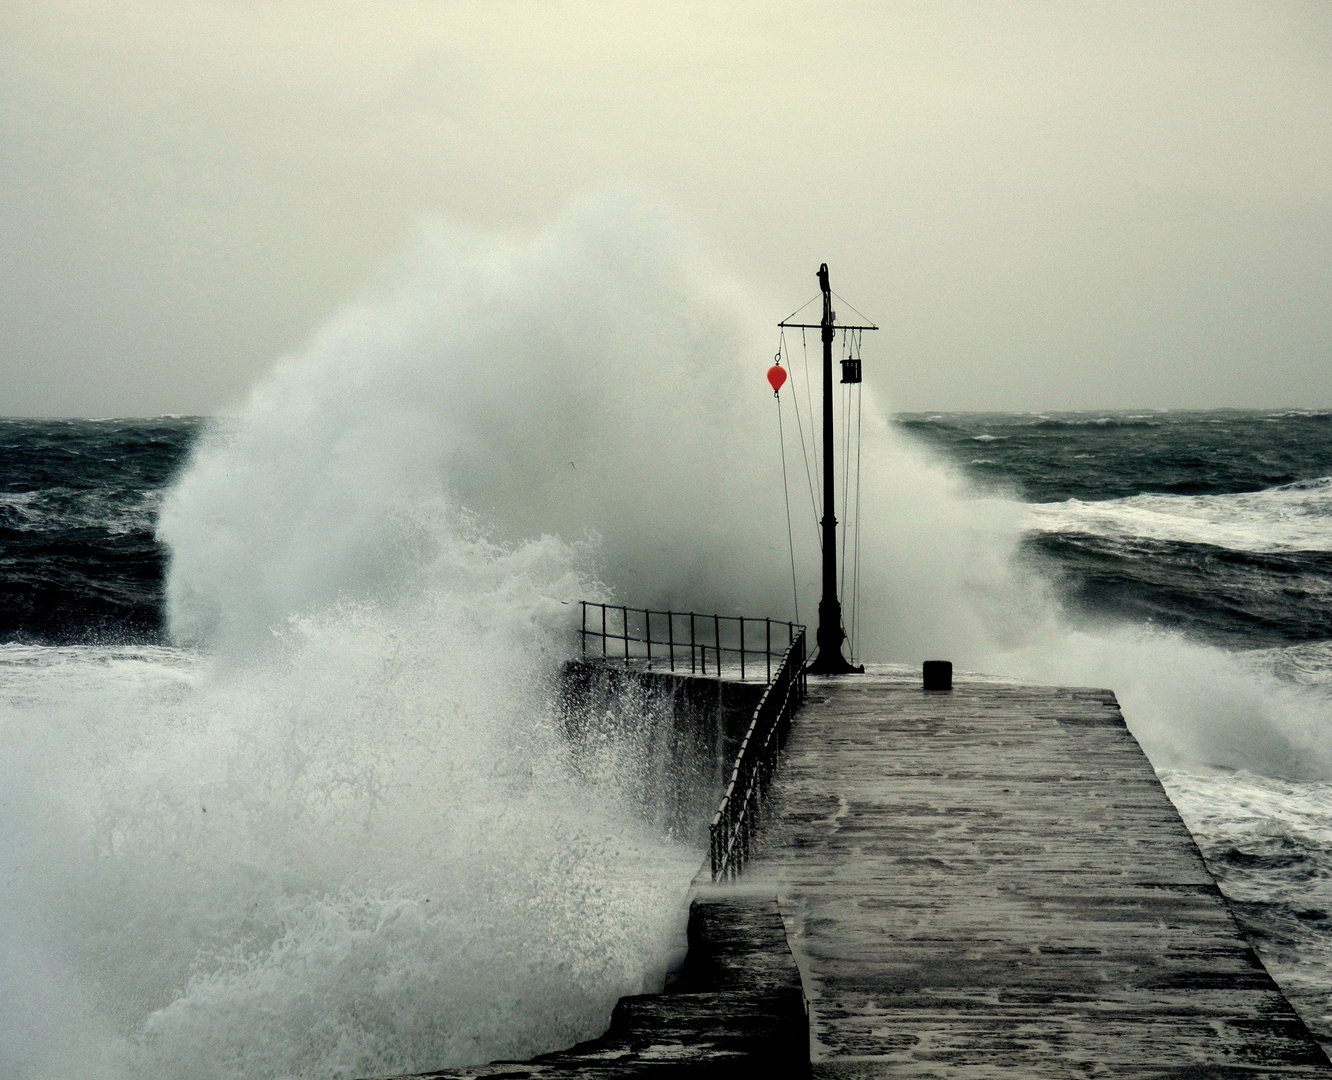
[557,660,765,843]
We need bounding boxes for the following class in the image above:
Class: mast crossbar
[778,322,878,331]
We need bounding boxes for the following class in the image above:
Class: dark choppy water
[901,410,1332,647]
[0,417,200,644]
[22,410,1332,650]
[899,409,1332,502]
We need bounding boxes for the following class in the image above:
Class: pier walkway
[745,676,1331,1078]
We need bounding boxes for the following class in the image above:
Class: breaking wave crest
[1026,477,1332,554]
[0,196,740,1080]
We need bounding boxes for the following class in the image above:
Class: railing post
[581,601,587,658]
[622,606,630,667]
[800,631,807,701]
[601,604,607,659]
[645,609,652,668]
[690,612,697,674]
[667,612,675,672]
[740,618,746,681]
[714,614,721,677]
[766,618,771,683]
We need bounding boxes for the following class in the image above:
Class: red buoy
[767,364,788,394]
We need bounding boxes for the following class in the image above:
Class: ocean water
[2,200,1331,1074]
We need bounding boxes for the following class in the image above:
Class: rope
[839,379,851,605]
[775,391,801,626]
[780,293,822,324]
[831,290,875,326]
[800,328,821,516]
[851,380,864,664]
[777,331,820,545]
[838,328,853,608]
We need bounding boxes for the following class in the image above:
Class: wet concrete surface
[747,677,1332,1078]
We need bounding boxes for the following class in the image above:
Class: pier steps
[388,897,807,1079]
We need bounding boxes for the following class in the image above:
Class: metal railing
[709,629,807,882]
[579,601,802,683]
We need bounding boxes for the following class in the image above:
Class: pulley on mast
[778,264,877,675]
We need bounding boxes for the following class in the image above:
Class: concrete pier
[748,676,1332,1078]
[372,672,1332,1079]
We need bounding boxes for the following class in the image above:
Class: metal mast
[780,264,876,675]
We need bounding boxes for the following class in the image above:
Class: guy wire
[777,328,820,548]
[800,328,821,511]
[839,342,853,610]
[851,379,864,664]
[775,389,801,626]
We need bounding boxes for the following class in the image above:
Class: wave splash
[0,543,698,1079]
[0,197,744,1080]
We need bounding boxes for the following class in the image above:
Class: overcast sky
[1,0,1329,415]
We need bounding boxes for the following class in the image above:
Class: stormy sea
[2,206,1330,1075]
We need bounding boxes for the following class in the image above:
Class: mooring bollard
[923,660,952,692]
